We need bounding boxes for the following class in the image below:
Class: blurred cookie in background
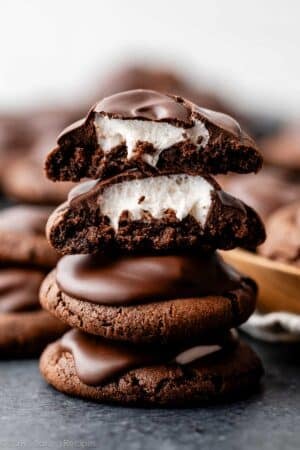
[0,114,35,181]
[2,132,75,205]
[0,268,68,358]
[224,167,300,221]
[245,112,282,142]
[0,205,58,268]
[259,201,300,267]
[260,123,300,171]
[0,108,70,172]
[0,204,68,358]
[1,110,76,205]
[86,64,281,141]
[94,65,230,110]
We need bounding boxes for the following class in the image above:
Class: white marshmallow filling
[100,174,213,231]
[94,115,210,167]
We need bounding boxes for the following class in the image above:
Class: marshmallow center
[94,116,210,166]
[100,174,213,231]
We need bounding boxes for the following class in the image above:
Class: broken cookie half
[46,170,265,255]
[45,90,262,182]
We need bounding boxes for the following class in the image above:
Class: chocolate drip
[56,252,241,306]
[60,329,237,386]
[197,107,241,137]
[60,329,170,385]
[0,269,44,313]
[0,206,51,234]
[215,191,247,214]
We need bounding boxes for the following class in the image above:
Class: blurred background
[1,0,300,118]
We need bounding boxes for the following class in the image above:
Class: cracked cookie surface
[40,270,256,345]
[40,339,263,406]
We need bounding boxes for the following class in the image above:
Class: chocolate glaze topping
[197,106,241,137]
[60,329,237,386]
[56,252,241,306]
[215,190,247,214]
[60,329,170,385]
[0,268,44,313]
[0,206,51,234]
[94,89,241,135]
[95,89,191,124]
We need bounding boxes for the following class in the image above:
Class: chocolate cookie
[0,113,34,181]
[259,201,300,267]
[0,310,67,358]
[45,90,262,182]
[224,168,300,221]
[2,131,74,205]
[40,256,257,345]
[40,330,263,406]
[260,124,300,171]
[0,110,46,179]
[0,205,58,268]
[46,171,265,255]
[0,267,68,357]
[3,158,74,206]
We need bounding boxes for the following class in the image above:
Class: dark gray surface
[0,335,299,450]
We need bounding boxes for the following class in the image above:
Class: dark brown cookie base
[46,137,262,183]
[0,310,68,358]
[40,340,263,406]
[47,173,265,255]
[40,270,256,345]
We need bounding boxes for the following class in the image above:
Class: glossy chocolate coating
[56,252,241,306]
[60,329,170,385]
[0,268,44,313]
[60,329,236,386]
[94,89,241,136]
[197,107,241,137]
[95,89,191,124]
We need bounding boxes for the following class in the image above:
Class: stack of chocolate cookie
[0,205,68,357]
[40,90,265,406]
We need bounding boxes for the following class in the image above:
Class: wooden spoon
[221,249,300,314]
